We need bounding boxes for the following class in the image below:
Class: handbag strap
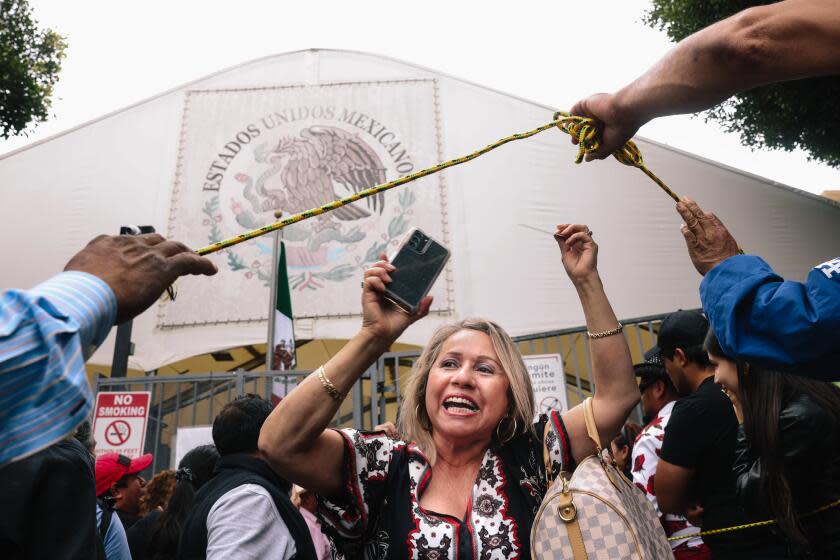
[583,397,602,453]
[543,398,602,485]
[542,420,553,486]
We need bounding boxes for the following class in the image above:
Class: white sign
[162,80,450,327]
[523,354,568,419]
[171,426,215,469]
[93,391,151,458]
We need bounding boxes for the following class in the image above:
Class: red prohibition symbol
[540,395,562,412]
[104,420,132,446]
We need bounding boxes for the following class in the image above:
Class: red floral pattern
[631,401,705,551]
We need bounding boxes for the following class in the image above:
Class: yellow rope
[195,112,678,256]
[667,497,840,541]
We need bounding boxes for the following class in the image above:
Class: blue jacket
[700,255,840,380]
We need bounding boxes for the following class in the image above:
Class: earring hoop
[495,415,519,444]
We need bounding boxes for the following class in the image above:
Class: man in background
[96,452,154,530]
[654,310,778,558]
[179,394,316,559]
[632,351,708,558]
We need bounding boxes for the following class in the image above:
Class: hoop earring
[416,403,432,431]
[495,415,518,444]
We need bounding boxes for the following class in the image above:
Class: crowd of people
[1,0,839,558]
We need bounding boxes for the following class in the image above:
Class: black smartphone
[383,228,450,313]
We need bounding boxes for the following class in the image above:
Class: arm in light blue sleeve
[104,507,133,560]
[700,255,840,377]
[97,503,133,560]
[0,271,117,466]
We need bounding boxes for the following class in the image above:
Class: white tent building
[2,49,839,372]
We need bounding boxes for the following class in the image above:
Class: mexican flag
[270,242,296,405]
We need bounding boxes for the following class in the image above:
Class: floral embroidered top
[630,400,703,550]
[318,412,574,560]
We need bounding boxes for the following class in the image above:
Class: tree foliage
[0,0,66,139]
[645,0,840,168]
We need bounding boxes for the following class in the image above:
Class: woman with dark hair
[705,330,840,559]
[127,444,219,560]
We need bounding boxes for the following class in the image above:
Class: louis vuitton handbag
[531,398,673,559]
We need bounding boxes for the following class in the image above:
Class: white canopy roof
[2,49,838,370]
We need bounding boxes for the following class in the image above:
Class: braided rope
[554,111,679,202]
[667,497,840,541]
[196,112,676,256]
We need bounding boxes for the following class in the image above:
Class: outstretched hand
[360,254,432,344]
[569,93,643,161]
[64,233,218,324]
[554,224,598,284]
[676,197,740,276]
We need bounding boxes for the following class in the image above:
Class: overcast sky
[3,0,838,195]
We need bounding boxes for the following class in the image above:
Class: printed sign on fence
[523,354,568,419]
[93,392,151,458]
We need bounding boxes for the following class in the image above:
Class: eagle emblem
[230,126,387,230]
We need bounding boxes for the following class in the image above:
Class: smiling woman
[258,222,640,559]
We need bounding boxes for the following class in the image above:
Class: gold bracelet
[587,323,623,339]
[317,365,343,401]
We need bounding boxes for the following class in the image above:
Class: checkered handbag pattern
[531,455,674,559]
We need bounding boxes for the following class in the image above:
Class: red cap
[95,453,153,496]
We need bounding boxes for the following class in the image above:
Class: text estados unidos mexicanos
[97,406,147,417]
[202,106,417,192]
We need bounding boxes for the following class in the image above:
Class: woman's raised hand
[555,223,598,284]
[360,254,432,344]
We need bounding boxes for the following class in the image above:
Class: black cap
[642,347,662,366]
[634,350,673,392]
[651,310,709,358]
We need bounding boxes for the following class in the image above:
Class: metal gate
[93,309,688,473]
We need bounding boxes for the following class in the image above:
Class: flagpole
[266,221,282,372]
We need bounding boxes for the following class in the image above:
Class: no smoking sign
[93,392,151,458]
[104,420,132,446]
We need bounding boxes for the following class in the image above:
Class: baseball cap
[650,310,709,358]
[95,452,153,496]
[634,348,673,392]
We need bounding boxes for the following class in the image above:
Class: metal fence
[93,309,689,474]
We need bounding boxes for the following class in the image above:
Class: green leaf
[398,189,416,208]
[388,213,408,239]
[364,241,388,263]
[227,251,247,270]
[316,263,356,282]
[0,0,67,139]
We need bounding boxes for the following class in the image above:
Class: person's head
[703,330,742,398]
[610,422,642,476]
[73,420,96,458]
[704,329,840,546]
[635,358,679,424]
[212,394,273,456]
[178,444,219,490]
[95,453,153,514]
[149,444,220,557]
[655,310,713,395]
[398,318,535,464]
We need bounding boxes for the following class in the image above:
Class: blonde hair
[398,318,535,464]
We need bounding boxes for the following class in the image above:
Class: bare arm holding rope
[571,0,840,160]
